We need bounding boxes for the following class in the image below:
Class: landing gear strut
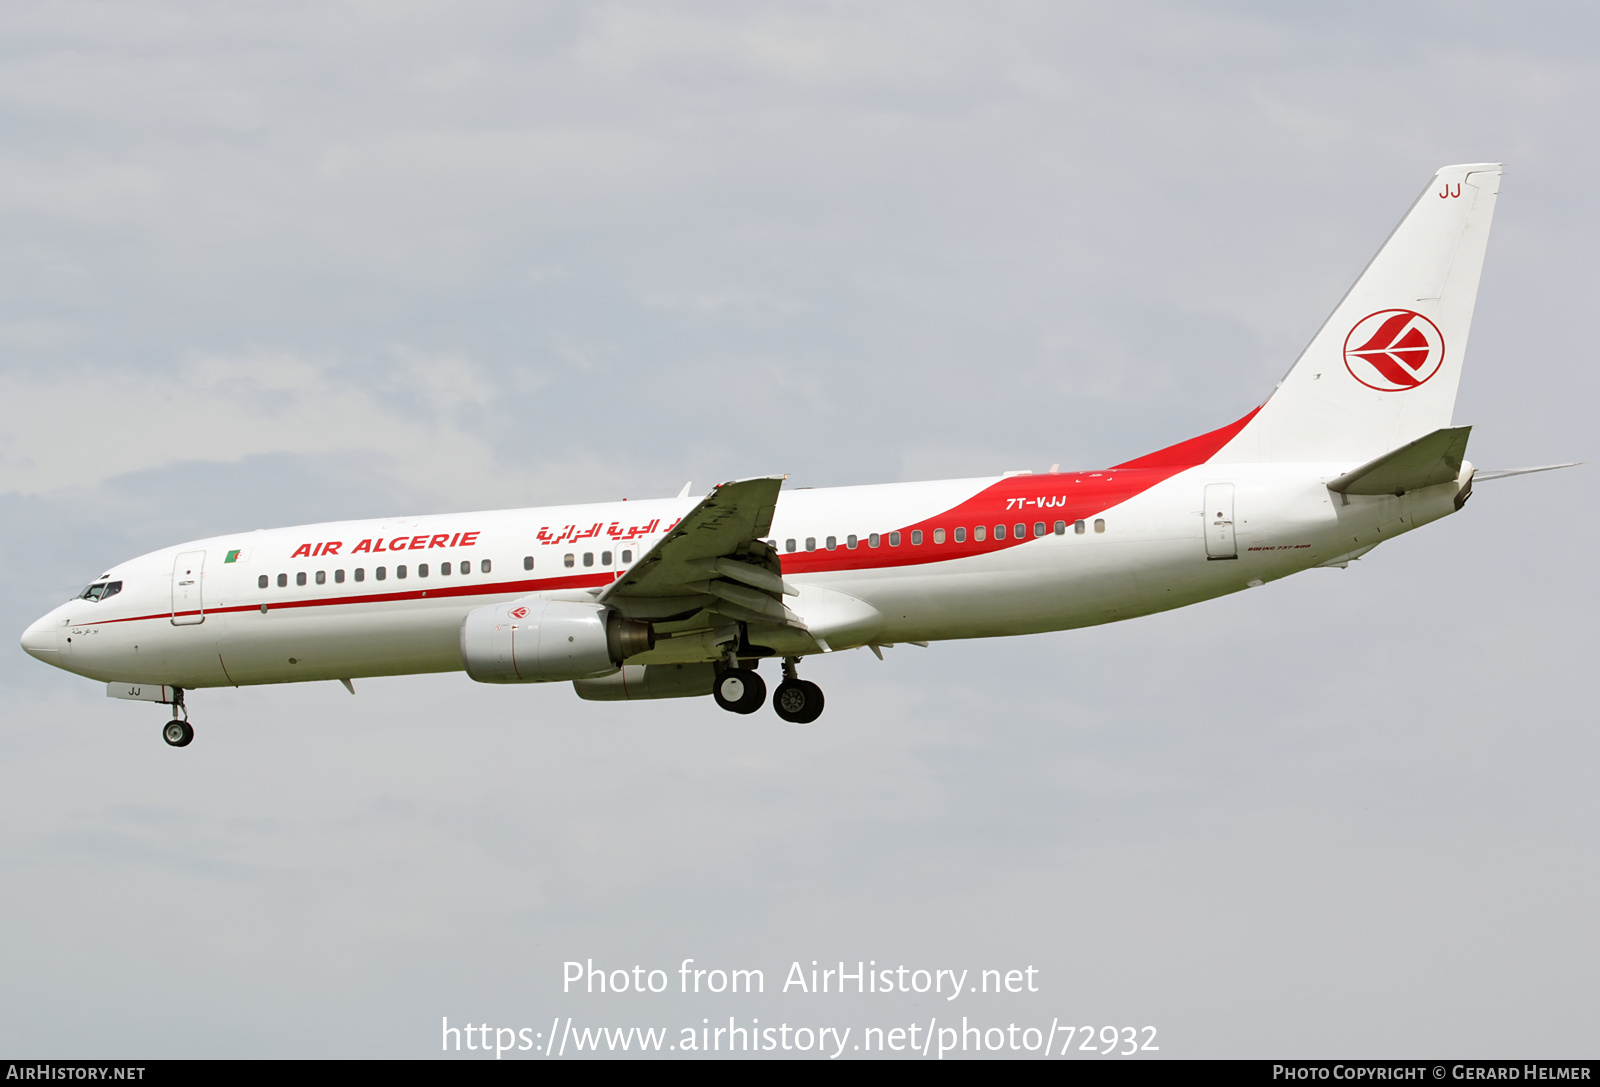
[772,658,824,724]
[162,688,193,747]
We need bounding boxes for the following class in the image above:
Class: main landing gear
[712,657,825,724]
[712,666,766,714]
[162,689,193,748]
[772,657,824,724]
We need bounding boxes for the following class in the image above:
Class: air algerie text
[290,532,481,558]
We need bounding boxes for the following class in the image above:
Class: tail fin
[1212,163,1501,464]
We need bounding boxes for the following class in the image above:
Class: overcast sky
[1,0,1595,1059]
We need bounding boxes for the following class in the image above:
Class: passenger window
[335,569,345,583]
[376,567,386,581]
[564,554,575,568]
[911,530,923,545]
[583,552,594,567]
[933,528,945,544]
[440,562,451,576]
[622,550,632,563]
[1054,521,1066,535]
[1014,523,1025,539]
[846,535,858,549]
[296,572,307,587]
[1075,520,1086,534]
[355,568,365,582]
[1094,518,1105,533]
[418,564,428,577]
[481,559,491,573]
[826,536,837,551]
[974,526,986,542]
[1034,522,1046,537]
[396,565,407,579]
[277,573,287,588]
[786,539,796,552]
[601,551,613,566]
[806,537,816,552]
[523,556,534,571]
[994,524,1006,540]
[869,533,880,548]
[459,561,470,575]
[258,575,269,589]
[316,570,326,585]
[953,527,966,543]
[889,531,901,546]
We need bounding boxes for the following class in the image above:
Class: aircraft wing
[599,476,804,628]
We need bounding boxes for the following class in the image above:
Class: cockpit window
[78,580,123,602]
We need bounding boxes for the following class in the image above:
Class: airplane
[19,163,1573,747]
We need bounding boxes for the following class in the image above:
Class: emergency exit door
[171,550,206,625]
[1204,484,1237,560]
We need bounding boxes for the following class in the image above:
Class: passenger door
[171,551,207,625]
[1203,484,1237,560]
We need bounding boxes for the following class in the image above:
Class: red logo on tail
[1343,309,1445,392]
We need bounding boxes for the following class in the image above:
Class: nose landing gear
[772,658,824,724]
[161,688,193,747]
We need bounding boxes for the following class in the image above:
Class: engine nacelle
[460,599,653,683]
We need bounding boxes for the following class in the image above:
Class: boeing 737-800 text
[22,164,1562,746]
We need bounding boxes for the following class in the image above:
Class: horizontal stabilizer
[1473,463,1582,481]
[1328,426,1471,495]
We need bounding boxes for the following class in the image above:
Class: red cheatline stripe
[1110,406,1259,470]
[81,409,1258,621]
[779,469,1157,574]
[78,572,617,627]
[780,407,1260,576]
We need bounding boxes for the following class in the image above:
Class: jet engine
[460,599,653,683]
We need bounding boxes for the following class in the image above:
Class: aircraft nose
[20,614,60,661]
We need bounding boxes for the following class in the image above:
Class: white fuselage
[19,459,1467,691]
